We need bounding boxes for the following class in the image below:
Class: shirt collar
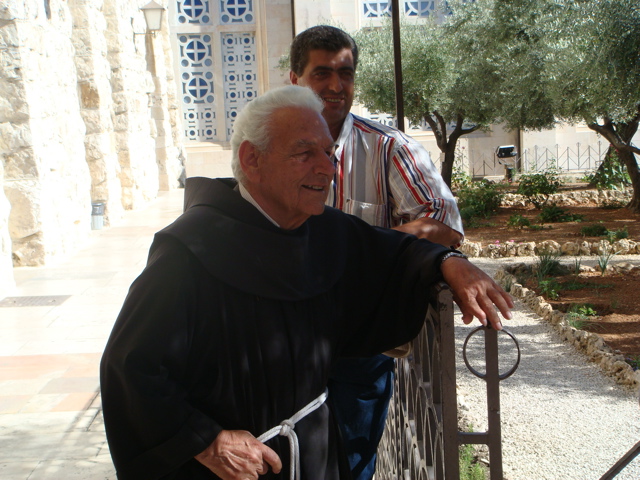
[335,113,354,156]
[238,182,281,228]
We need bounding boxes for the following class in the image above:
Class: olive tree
[543,0,640,211]
[353,19,487,186]
[353,1,554,186]
[486,0,640,210]
[354,0,640,212]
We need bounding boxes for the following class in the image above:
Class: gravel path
[453,256,640,480]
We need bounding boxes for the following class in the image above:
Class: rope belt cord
[257,389,329,480]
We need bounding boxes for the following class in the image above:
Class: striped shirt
[326,114,463,233]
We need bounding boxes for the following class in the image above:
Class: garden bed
[496,263,640,388]
[464,203,640,246]
[461,188,639,257]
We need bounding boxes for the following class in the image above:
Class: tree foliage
[353,18,486,186]
[495,0,640,211]
[353,0,640,210]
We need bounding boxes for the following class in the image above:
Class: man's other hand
[196,430,282,480]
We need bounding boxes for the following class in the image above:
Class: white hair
[230,85,324,184]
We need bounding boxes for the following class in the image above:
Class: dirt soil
[463,204,640,246]
[520,271,640,358]
[464,200,640,359]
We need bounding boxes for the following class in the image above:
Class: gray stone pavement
[0,189,184,479]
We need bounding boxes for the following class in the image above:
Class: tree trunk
[441,144,457,187]
[618,149,640,213]
[587,117,640,214]
[422,112,480,188]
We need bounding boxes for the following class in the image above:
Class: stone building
[1,0,186,296]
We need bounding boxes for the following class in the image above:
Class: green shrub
[566,314,598,331]
[606,227,628,243]
[535,249,563,279]
[517,167,563,209]
[565,303,599,329]
[507,214,531,228]
[459,443,486,480]
[538,278,560,299]
[585,150,631,191]
[597,249,616,276]
[568,303,598,316]
[580,223,608,237]
[538,204,584,223]
[457,179,504,223]
[452,166,472,190]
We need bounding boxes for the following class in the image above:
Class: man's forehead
[286,127,334,150]
[270,107,332,144]
[306,48,354,69]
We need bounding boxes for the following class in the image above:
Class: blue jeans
[328,355,395,480]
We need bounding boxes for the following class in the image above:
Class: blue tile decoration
[178,34,216,141]
[221,32,257,139]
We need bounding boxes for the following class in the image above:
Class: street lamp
[140,1,165,35]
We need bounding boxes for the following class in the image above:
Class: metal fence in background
[429,143,607,178]
[468,142,608,178]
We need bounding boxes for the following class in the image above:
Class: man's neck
[329,118,346,141]
[238,183,280,228]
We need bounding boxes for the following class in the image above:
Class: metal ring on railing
[462,326,521,380]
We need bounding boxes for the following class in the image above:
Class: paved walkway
[0,190,184,479]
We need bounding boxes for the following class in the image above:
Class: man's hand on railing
[440,256,514,330]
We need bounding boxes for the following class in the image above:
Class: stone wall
[2,0,91,271]
[0,0,186,298]
[0,161,12,294]
[70,0,124,226]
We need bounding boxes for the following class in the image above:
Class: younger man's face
[290,48,355,138]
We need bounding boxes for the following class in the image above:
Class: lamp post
[140,1,165,35]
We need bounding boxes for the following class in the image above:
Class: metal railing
[599,441,640,479]
[375,283,520,480]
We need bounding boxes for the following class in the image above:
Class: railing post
[460,327,520,480]
[599,440,640,479]
[485,329,503,480]
[438,286,460,479]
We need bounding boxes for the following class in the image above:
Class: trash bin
[91,202,105,230]
[496,145,518,183]
[505,165,514,182]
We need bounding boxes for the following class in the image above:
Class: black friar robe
[100,177,450,480]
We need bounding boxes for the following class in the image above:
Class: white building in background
[167,0,606,180]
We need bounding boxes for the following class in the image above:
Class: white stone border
[461,238,640,258]
[461,187,638,258]
[494,268,640,389]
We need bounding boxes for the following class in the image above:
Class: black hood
[157,177,347,301]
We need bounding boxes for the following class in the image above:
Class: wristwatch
[440,250,468,266]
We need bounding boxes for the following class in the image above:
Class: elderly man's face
[290,48,355,139]
[246,107,336,230]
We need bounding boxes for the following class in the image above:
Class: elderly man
[289,25,466,480]
[100,85,511,480]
